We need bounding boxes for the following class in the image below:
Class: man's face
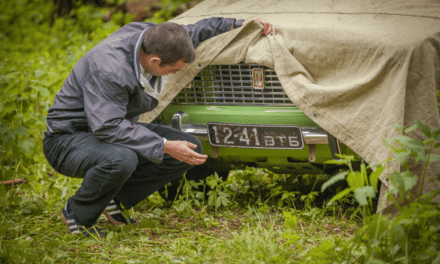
[149,59,187,76]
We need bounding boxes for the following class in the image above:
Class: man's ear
[149,56,162,67]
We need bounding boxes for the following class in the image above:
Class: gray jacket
[46,18,242,163]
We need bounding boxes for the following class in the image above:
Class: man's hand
[243,18,276,36]
[164,140,208,165]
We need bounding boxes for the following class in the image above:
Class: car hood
[139,0,440,210]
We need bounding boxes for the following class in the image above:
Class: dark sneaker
[61,201,105,238]
[103,199,137,226]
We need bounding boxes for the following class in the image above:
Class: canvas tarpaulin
[139,0,440,212]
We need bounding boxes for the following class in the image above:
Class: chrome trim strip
[175,91,287,95]
[171,102,295,107]
[175,96,290,101]
[169,112,328,145]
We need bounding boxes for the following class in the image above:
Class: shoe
[103,199,137,226]
[60,200,105,238]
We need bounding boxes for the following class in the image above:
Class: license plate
[207,123,304,149]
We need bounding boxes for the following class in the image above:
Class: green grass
[0,182,360,263]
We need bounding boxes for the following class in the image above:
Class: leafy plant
[322,155,384,222]
[322,120,440,263]
[206,172,231,211]
[281,211,301,246]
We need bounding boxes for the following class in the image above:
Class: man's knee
[104,146,138,179]
[187,135,203,155]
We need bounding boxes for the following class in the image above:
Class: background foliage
[0,0,439,263]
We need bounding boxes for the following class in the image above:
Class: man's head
[139,22,195,76]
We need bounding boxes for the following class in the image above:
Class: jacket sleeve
[83,71,165,163]
[181,17,240,48]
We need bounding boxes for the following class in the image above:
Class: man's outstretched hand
[243,18,276,36]
[164,140,208,165]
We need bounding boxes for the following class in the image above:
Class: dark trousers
[43,123,202,227]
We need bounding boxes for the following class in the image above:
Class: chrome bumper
[169,111,330,145]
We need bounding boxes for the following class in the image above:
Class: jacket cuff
[233,19,244,29]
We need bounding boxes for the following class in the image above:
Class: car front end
[157,63,360,176]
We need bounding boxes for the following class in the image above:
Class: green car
[158,63,360,180]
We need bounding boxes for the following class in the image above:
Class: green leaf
[369,165,385,192]
[36,85,50,97]
[433,128,440,140]
[283,211,297,230]
[174,201,186,212]
[0,102,17,118]
[19,138,35,155]
[354,186,376,206]
[321,171,348,192]
[282,211,292,218]
[415,120,432,138]
[400,170,418,191]
[33,195,46,210]
[4,71,20,80]
[317,240,333,251]
[218,190,229,197]
[404,124,418,134]
[16,126,28,136]
[0,121,10,135]
[189,180,198,189]
[196,192,204,200]
[328,188,351,205]
[66,52,77,66]
[0,145,4,153]
[388,135,426,151]
[394,149,411,168]
[207,195,214,206]
[282,233,294,239]
[388,172,405,196]
[428,154,440,163]
[335,154,355,161]
[416,209,440,219]
[3,131,16,144]
[206,175,218,189]
[414,150,428,164]
[221,197,229,207]
[324,159,347,165]
[346,171,364,189]
[106,231,115,241]
[34,69,44,78]
[5,82,19,96]
[423,138,435,146]
[420,189,440,202]
[216,197,221,208]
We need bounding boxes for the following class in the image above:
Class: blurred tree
[52,0,107,17]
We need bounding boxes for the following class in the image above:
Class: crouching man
[43,17,275,237]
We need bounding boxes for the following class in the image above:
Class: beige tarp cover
[139,0,440,212]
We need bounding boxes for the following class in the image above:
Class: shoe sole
[60,209,105,238]
[103,211,137,226]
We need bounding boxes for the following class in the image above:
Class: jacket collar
[133,28,149,83]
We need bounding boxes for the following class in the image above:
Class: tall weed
[322,121,440,263]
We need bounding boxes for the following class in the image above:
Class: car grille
[171,64,295,106]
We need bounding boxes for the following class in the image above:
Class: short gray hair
[141,22,195,66]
